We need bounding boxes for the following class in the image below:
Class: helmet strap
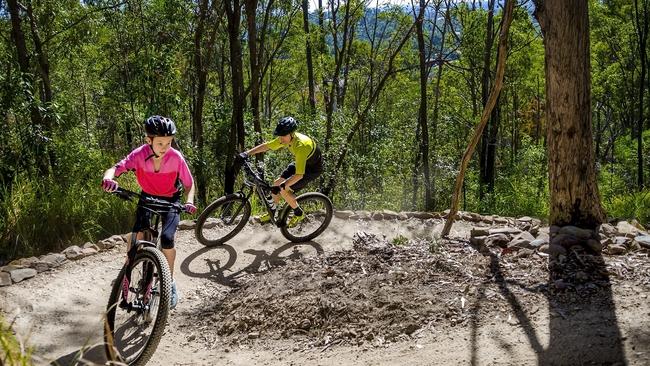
[146,136,160,160]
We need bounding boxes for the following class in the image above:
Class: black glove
[236,152,248,162]
[270,186,281,195]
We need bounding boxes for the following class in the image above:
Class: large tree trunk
[225,0,246,195]
[534,0,605,229]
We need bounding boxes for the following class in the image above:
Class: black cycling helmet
[273,116,298,136]
[144,115,177,136]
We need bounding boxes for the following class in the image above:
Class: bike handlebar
[111,188,187,212]
[238,154,270,189]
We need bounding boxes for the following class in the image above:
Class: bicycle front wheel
[280,192,333,242]
[104,246,171,366]
[194,194,251,246]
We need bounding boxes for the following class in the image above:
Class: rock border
[2,211,647,287]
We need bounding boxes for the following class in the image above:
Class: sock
[294,207,303,216]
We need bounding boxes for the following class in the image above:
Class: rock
[538,244,550,254]
[599,223,617,237]
[83,242,100,251]
[81,248,98,256]
[178,220,196,230]
[536,231,550,242]
[488,227,522,236]
[550,225,561,236]
[9,268,37,283]
[585,239,603,253]
[459,212,482,222]
[630,219,647,232]
[471,228,490,237]
[248,332,261,339]
[600,237,613,249]
[14,257,39,267]
[529,238,549,249]
[372,212,384,220]
[350,211,371,220]
[109,234,126,243]
[616,221,643,238]
[397,212,409,220]
[405,212,436,219]
[517,216,533,223]
[508,231,536,249]
[493,216,509,224]
[550,233,582,248]
[470,236,486,246]
[202,217,219,229]
[516,249,534,258]
[558,226,595,240]
[614,236,631,246]
[485,233,510,248]
[481,215,494,224]
[62,245,84,260]
[0,272,11,286]
[547,244,567,257]
[608,244,627,255]
[634,235,650,249]
[31,261,50,272]
[381,210,399,220]
[333,210,354,219]
[1,265,24,272]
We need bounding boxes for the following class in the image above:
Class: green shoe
[259,212,272,224]
[287,213,305,228]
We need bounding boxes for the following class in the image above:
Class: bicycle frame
[113,189,184,309]
[237,158,285,227]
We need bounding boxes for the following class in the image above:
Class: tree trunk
[225,0,246,195]
[7,0,50,177]
[415,0,432,210]
[245,0,263,146]
[302,0,316,113]
[634,0,648,189]
[479,0,496,199]
[534,0,604,229]
[442,0,514,237]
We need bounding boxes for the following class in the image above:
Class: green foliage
[604,191,650,225]
[0,314,32,366]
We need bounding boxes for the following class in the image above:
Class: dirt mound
[184,232,549,349]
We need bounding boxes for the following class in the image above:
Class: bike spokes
[109,256,163,363]
[281,193,333,242]
[195,196,251,246]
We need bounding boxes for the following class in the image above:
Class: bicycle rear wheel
[280,192,333,242]
[194,194,251,246]
[104,246,171,366]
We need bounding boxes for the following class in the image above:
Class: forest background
[0,0,648,263]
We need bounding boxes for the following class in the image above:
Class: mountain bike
[104,188,185,366]
[195,155,333,246]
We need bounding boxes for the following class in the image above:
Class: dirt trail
[1,216,649,366]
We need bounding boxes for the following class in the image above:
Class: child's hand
[184,202,197,214]
[102,178,118,192]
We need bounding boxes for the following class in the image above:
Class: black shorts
[133,192,181,249]
[281,147,323,192]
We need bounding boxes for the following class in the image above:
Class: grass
[0,314,32,366]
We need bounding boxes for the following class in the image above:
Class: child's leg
[160,209,180,277]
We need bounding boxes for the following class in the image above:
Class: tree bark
[225,0,246,195]
[302,0,316,113]
[7,0,50,177]
[633,0,648,189]
[534,0,605,229]
[442,0,514,237]
[415,0,432,210]
[479,0,496,199]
